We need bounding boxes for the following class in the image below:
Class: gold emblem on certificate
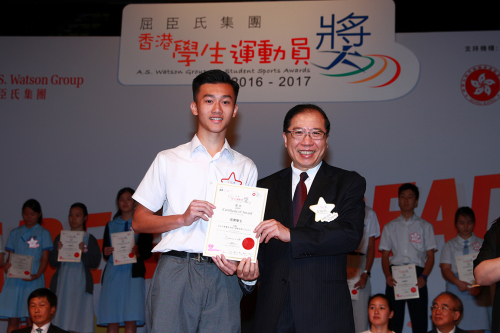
[203,183,268,262]
[58,230,84,262]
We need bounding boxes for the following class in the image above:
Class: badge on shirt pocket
[409,231,424,251]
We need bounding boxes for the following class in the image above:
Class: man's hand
[354,273,368,289]
[237,258,259,281]
[181,200,216,226]
[417,276,426,288]
[386,274,397,287]
[254,219,290,243]
[213,254,238,276]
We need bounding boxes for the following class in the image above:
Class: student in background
[361,294,395,333]
[379,184,438,333]
[0,199,53,333]
[440,207,491,333]
[97,188,153,333]
[349,206,380,333]
[49,202,101,333]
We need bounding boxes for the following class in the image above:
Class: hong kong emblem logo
[461,65,500,106]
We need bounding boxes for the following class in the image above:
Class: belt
[163,250,214,263]
[347,251,365,256]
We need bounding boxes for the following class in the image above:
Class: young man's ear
[232,104,238,118]
[191,102,198,116]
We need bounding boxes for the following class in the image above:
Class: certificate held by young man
[203,183,268,262]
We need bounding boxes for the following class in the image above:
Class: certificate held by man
[58,230,84,262]
[111,231,137,265]
[203,183,268,262]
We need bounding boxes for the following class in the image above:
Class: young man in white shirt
[379,183,438,333]
[132,70,259,333]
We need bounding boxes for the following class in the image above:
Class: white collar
[189,134,234,160]
[291,161,322,180]
[32,322,51,333]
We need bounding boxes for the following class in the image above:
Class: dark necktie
[36,329,43,333]
[463,240,469,255]
[292,172,308,227]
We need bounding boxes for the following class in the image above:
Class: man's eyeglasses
[430,305,456,313]
[286,130,327,140]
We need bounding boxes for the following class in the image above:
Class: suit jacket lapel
[274,167,294,228]
[297,162,335,227]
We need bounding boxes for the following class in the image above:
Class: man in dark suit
[253,104,366,333]
[428,292,467,333]
[12,288,69,333]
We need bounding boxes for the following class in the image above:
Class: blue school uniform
[50,232,101,333]
[441,234,492,330]
[0,224,53,319]
[97,217,146,326]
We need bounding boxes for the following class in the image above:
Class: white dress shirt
[379,214,438,267]
[31,322,51,333]
[355,206,381,254]
[440,233,483,273]
[133,135,258,253]
[291,161,322,199]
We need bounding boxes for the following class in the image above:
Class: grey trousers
[146,254,242,333]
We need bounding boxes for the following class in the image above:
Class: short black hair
[398,183,419,200]
[192,69,239,103]
[455,206,476,224]
[28,288,57,308]
[283,104,330,134]
[433,291,463,319]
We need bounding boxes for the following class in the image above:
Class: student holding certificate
[0,199,53,333]
[132,70,259,333]
[49,203,101,333]
[379,184,438,333]
[440,207,491,332]
[97,188,152,333]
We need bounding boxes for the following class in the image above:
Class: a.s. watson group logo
[461,65,500,106]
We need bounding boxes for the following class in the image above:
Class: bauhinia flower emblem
[471,73,496,96]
